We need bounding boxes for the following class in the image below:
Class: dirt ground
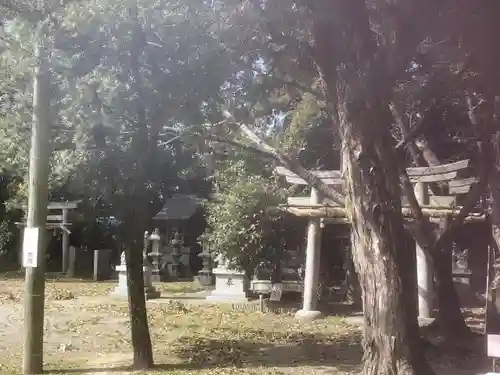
[0,278,491,375]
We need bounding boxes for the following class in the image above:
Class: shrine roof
[153,194,201,221]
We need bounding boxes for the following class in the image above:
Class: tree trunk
[433,218,471,339]
[487,153,500,333]
[306,0,435,372]
[125,243,154,369]
[341,108,432,375]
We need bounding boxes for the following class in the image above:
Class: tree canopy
[1,0,500,374]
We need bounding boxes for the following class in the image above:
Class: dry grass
[0,278,362,375]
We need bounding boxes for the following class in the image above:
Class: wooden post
[414,182,433,318]
[295,187,323,320]
[61,208,69,274]
[23,31,51,375]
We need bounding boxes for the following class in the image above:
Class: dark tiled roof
[153,194,201,221]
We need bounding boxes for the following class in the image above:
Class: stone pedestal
[194,270,214,288]
[110,265,160,300]
[206,266,249,302]
[295,309,322,321]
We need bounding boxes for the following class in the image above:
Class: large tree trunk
[125,239,154,369]
[124,1,154,368]
[341,108,432,375]
[307,0,434,372]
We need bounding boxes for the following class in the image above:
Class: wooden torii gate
[17,200,81,274]
[274,159,485,320]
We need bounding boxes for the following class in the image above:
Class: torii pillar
[415,182,434,318]
[295,187,323,320]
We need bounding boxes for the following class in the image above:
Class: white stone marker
[206,255,249,302]
[110,252,160,300]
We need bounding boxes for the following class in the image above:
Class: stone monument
[148,229,162,282]
[206,254,249,302]
[110,251,160,300]
[93,249,113,281]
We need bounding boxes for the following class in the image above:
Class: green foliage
[0,175,22,259]
[203,153,285,274]
[0,0,240,245]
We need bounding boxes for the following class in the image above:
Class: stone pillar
[93,249,113,281]
[67,246,76,278]
[195,241,214,288]
[296,187,323,320]
[61,208,69,273]
[414,182,433,318]
[170,231,182,279]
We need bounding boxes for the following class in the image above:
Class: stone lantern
[195,237,214,287]
[148,228,162,282]
[170,231,183,278]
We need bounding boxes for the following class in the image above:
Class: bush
[203,156,286,275]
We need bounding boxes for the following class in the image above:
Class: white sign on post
[488,334,500,358]
[22,227,40,268]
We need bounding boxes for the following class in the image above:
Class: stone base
[110,286,128,298]
[194,272,214,288]
[295,309,322,321]
[110,287,160,300]
[145,287,161,300]
[206,292,249,303]
[206,267,249,303]
[110,265,160,300]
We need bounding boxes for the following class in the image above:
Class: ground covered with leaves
[0,278,362,375]
[0,277,490,375]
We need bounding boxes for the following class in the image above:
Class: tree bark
[124,1,154,368]
[344,245,361,307]
[307,0,434,372]
[125,239,154,369]
[341,108,432,375]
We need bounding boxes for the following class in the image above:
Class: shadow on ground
[157,295,206,300]
[47,330,363,374]
[44,328,491,375]
[46,363,201,374]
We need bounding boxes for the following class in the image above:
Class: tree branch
[206,115,346,207]
[394,58,471,151]
[399,166,437,251]
[390,102,445,195]
[433,94,492,250]
[267,74,326,102]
